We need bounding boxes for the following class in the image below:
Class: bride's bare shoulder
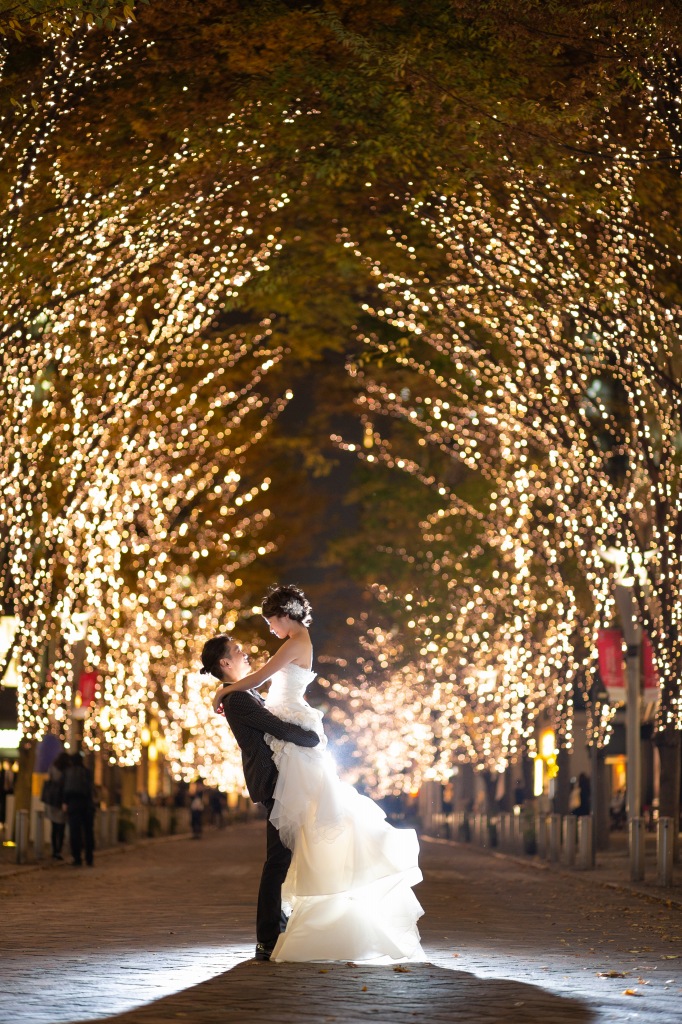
[284,635,313,670]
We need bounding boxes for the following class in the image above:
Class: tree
[0,1,141,39]
[337,133,682,821]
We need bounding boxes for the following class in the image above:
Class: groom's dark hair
[200,635,234,679]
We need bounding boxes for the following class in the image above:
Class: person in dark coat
[571,772,591,817]
[63,752,96,866]
[43,751,71,859]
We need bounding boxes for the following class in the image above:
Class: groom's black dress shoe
[254,943,273,961]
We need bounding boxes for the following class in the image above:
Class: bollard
[109,807,119,846]
[15,808,29,864]
[176,807,190,835]
[487,817,498,849]
[33,809,45,861]
[98,808,109,849]
[497,813,506,850]
[548,813,562,862]
[657,817,674,887]
[4,794,15,841]
[577,815,594,869]
[562,815,577,867]
[536,813,548,859]
[512,815,522,856]
[629,817,645,882]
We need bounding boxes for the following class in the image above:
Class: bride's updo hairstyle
[200,634,233,679]
[261,584,312,627]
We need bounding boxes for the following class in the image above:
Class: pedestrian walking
[42,751,70,859]
[63,752,96,866]
[570,772,591,817]
[208,789,225,829]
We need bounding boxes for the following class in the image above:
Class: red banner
[78,671,98,708]
[597,628,625,703]
[641,633,660,702]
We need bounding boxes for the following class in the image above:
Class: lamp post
[600,547,649,882]
[613,582,644,881]
[589,673,610,861]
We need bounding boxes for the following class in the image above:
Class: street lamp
[599,546,649,881]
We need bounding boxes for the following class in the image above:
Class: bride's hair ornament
[262,584,313,627]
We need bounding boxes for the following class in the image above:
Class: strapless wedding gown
[264,663,424,963]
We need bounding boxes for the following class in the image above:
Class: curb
[421,833,682,909]
[0,828,201,880]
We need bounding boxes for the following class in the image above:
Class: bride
[210,583,424,963]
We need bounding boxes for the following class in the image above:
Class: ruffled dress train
[264,664,424,963]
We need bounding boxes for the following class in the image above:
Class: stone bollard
[535,814,548,859]
[109,807,119,846]
[4,794,15,841]
[478,815,488,847]
[15,808,29,864]
[512,815,522,856]
[136,806,149,838]
[657,817,674,888]
[548,813,562,862]
[33,809,45,861]
[501,811,512,851]
[629,817,645,882]
[562,815,577,866]
[498,813,508,851]
[577,815,594,869]
[98,808,109,849]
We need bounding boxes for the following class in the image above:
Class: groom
[213,638,320,961]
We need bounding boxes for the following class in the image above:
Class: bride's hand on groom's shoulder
[212,687,230,713]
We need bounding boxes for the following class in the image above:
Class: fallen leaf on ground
[598,971,627,978]
[394,966,410,973]
[361,985,368,992]
[623,989,642,997]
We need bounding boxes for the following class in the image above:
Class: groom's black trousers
[256,799,291,949]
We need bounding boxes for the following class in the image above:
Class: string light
[333,106,681,787]
[0,25,293,787]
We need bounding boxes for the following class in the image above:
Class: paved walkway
[0,822,680,1023]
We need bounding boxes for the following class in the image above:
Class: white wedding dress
[263,663,424,963]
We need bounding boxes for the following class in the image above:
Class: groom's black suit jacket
[222,689,319,804]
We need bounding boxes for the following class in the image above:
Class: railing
[424,809,676,886]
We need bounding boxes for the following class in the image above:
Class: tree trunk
[655,723,681,862]
[482,770,498,816]
[554,746,571,815]
[13,738,36,815]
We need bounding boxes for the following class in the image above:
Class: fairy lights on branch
[333,77,682,786]
[0,23,295,788]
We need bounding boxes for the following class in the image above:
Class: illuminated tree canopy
[1,1,681,804]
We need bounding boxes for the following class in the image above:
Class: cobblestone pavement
[0,823,680,1024]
